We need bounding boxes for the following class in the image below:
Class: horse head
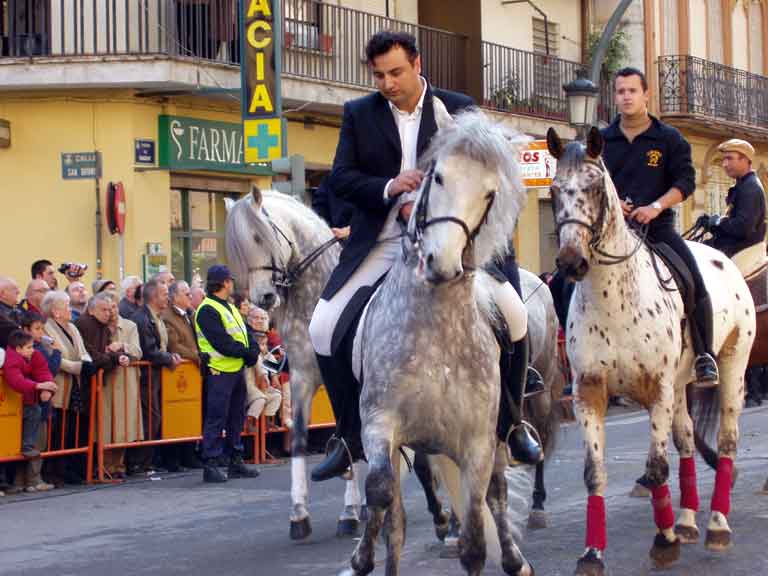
[224,185,295,310]
[547,127,620,281]
[411,110,526,284]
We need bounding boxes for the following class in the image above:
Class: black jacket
[601,115,695,230]
[132,306,175,369]
[312,176,355,229]
[710,171,767,257]
[323,84,475,299]
[195,295,259,367]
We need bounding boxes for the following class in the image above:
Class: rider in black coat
[705,139,766,258]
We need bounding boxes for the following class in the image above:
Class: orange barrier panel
[309,384,335,429]
[162,361,203,439]
[0,370,23,459]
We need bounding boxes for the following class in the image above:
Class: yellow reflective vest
[194,296,249,373]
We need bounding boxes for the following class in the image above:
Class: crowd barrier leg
[85,372,98,485]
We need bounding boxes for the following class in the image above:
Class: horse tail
[688,383,720,471]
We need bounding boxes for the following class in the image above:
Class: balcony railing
[281,0,467,93]
[0,0,240,61]
[659,55,768,130]
[482,41,615,124]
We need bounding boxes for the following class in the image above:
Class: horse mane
[418,109,528,265]
[225,190,333,283]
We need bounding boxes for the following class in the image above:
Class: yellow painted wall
[0,91,267,290]
[514,189,542,274]
[286,119,341,168]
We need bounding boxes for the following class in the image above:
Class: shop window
[170,188,238,285]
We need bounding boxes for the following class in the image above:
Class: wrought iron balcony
[658,55,768,131]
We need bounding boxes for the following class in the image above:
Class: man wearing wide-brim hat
[194,265,261,482]
[702,138,767,258]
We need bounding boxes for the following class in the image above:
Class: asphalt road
[2,405,768,576]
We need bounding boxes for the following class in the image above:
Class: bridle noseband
[410,162,496,258]
[249,208,339,290]
[553,158,647,266]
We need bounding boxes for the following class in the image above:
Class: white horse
[225,191,365,540]
[349,110,533,576]
[547,128,755,575]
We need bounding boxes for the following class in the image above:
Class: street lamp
[563,69,599,138]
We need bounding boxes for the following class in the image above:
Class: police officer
[601,67,718,384]
[703,139,767,257]
[195,265,260,483]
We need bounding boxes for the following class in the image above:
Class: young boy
[3,330,58,492]
[21,311,61,420]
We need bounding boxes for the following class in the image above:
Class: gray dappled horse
[224,188,563,547]
[348,110,533,576]
[547,128,754,576]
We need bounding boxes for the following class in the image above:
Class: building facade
[0,0,602,288]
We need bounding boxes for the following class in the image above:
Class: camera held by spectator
[58,262,88,282]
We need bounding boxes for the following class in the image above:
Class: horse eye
[434,172,444,186]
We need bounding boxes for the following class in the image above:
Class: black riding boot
[498,332,543,465]
[691,293,719,385]
[311,354,364,482]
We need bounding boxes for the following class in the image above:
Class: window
[707,0,724,63]
[662,0,678,55]
[170,189,238,285]
[750,0,764,74]
[532,17,559,56]
[285,0,325,51]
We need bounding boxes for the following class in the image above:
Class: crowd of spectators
[0,260,288,496]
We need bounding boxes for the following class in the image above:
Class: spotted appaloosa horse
[547,127,755,575]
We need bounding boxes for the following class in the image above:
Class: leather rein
[249,208,340,290]
[553,159,648,266]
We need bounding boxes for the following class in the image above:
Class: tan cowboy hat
[718,138,755,162]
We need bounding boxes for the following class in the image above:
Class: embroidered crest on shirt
[646,149,662,167]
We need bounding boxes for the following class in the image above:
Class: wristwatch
[651,201,663,211]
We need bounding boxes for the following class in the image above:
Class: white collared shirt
[379,77,427,240]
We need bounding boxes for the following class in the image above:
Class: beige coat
[44,318,92,411]
[102,317,144,444]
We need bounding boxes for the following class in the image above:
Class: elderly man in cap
[703,139,767,258]
[195,265,260,482]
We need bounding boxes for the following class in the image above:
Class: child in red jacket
[4,330,58,492]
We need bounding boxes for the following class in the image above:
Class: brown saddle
[746,263,768,314]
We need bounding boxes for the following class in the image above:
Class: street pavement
[2,405,768,575]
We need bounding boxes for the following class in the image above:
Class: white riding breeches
[487,275,528,343]
[309,237,402,357]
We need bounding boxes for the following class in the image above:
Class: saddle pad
[649,241,695,312]
[733,241,767,277]
[746,264,768,313]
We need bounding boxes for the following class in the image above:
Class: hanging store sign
[519,140,556,188]
[158,115,271,175]
[241,0,283,163]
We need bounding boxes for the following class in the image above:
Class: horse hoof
[336,518,360,538]
[674,523,700,544]
[290,517,312,540]
[761,477,768,494]
[649,533,680,568]
[359,504,369,523]
[629,483,650,498]
[439,536,460,559]
[574,549,605,576]
[705,529,732,551]
[434,519,451,542]
[527,509,549,530]
[505,559,534,576]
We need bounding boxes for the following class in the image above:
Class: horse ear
[250,185,263,210]
[433,96,455,130]
[547,127,564,159]
[586,126,604,159]
[223,197,236,213]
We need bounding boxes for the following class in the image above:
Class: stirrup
[503,419,543,466]
[324,435,355,480]
[693,353,719,389]
[524,366,546,399]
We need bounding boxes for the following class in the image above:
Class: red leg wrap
[651,484,675,530]
[586,495,607,550]
[711,457,733,516]
[679,457,700,511]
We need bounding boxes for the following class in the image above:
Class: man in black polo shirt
[601,67,718,384]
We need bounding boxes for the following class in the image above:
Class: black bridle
[249,208,340,290]
[409,162,497,259]
[553,159,648,266]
